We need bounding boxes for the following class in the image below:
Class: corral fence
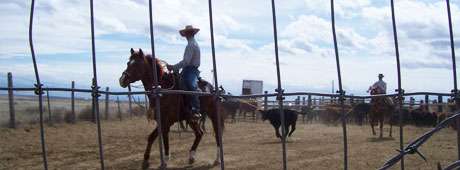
[219,91,454,123]
[0,72,150,126]
[1,0,459,170]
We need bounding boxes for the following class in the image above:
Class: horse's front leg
[188,120,203,164]
[163,125,171,162]
[143,127,158,170]
[274,124,281,138]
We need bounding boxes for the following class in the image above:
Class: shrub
[132,106,146,116]
[78,106,94,122]
[64,110,76,123]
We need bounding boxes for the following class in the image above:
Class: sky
[1,0,460,97]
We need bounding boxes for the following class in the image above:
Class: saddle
[175,73,213,93]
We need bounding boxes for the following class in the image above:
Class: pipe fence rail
[12,0,460,169]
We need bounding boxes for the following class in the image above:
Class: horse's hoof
[142,160,150,170]
[159,162,168,169]
[189,150,196,164]
[189,157,195,164]
[213,159,220,165]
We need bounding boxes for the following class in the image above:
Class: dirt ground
[0,117,457,170]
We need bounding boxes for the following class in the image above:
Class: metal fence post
[71,81,76,123]
[46,88,52,125]
[7,72,16,128]
[147,1,166,168]
[91,78,96,123]
[105,87,109,120]
[446,0,460,160]
[89,0,105,168]
[128,85,133,118]
[425,95,430,111]
[330,0,348,169]
[208,0,226,168]
[144,93,149,114]
[270,0,288,169]
[390,0,405,169]
[264,91,268,110]
[117,96,122,121]
[28,0,48,168]
[438,95,443,112]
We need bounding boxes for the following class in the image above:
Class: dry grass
[0,95,135,126]
[0,117,457,170]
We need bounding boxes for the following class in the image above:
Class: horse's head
[258,109,269,121]
[370,87,384,95]
[119,48,164,88]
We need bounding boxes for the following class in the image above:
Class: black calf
[259,109,298,139]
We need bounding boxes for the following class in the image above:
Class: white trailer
[242,80,263,95]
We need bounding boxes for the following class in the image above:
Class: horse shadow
[367,137,395,142]
[259,138,296,145]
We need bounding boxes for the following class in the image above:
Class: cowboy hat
[179,25,200,37]
[378,73,384,78]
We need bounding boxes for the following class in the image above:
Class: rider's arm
[173,45,193,70]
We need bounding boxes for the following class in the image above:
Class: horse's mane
[144,54,165,80]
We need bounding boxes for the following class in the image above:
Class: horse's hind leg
[389,122,393,137]
[143,128,159,170]
[200,116,207,132]
[370,120,376,136]
[274,126,281,138]
[210,112,224,165]
[288,122,296,137]
[284,125,290,139]
[188,121,203,164]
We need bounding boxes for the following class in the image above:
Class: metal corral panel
[242,80,263,95]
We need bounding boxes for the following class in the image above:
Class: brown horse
[119,48,223,169]
[369,88,395,138]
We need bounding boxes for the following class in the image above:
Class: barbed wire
[438,160,460,170]
[379,112,460,170]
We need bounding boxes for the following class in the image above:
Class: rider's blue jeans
[182,66,200,113]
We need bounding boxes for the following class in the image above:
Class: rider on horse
[367,73,392,105]
[367,73,387,94]
[167,25,202,119]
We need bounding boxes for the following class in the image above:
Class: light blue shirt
[173,37,200,70]
[371,80,387,93]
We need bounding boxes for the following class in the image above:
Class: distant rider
[367,73,387,94]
